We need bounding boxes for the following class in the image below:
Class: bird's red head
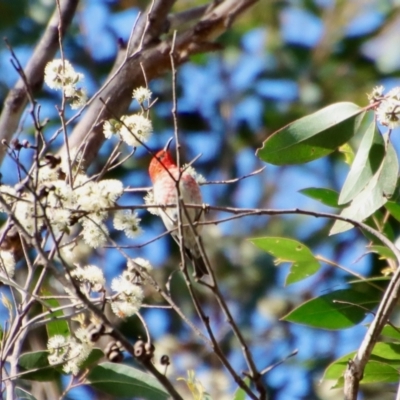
[148,139,176,183]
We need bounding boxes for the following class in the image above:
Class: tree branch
[0,0,79,165]
[63,0,258,169]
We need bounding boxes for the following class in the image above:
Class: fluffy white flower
[46,208,71,235]
[44,59,83,91]
[376,97,400,129]
[143,190,159,216]
[111,300,140,318]
[14,194,40,236]
[367,85,384,103]
[132,87,152,105]
[67,86,87,110]
[182,164,206,184]
[47,180,75,208]
[63,359,80,376]
[71,264,105,290]
[128,257,153,272]
[113,210,142,238]
[44,59,86,110]
[48,334,92,375]
[48,334,68,351]
[47,335,69,366]
[75,179,122,213]
[0,185,17,213]
[98,179,124,205]
[103,119,119,139]
[111,275,143,318]
[63,339,92,376]
[36,165,60,183]
[120,114,153,147]
[81,219,108,248]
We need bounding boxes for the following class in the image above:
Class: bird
[148,138,208,277]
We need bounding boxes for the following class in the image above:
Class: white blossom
[71,264,105,291]
[75,179,122,213]
[367,85,384,103]
[44,59,86,110]
[48,335,68,351]
[144,190,159,216]
[132,87,152,105]
[0,185,17,213]
[120,114,153,147]
[376,97,400,129]
[81,219,108,248]
[46,208,71,235]
[98,180,124,205]
[47,180,75,208]
[65,86,87,109]
[36,165,60,183]
[182,164,206,184]
[111,300,141,318]
[113,210,142,238]
[111,275,144,318]
[103,119,119,139]
[0,251,15,279]
[371,85,400,129]
[47,334,93,376]
[128,257,153,272]
[47,335,69,366]
[14,194,40,236]
[44,59,82,90]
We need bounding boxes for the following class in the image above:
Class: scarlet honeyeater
[148,139,207,277]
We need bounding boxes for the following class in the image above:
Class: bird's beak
[164,137,174,151]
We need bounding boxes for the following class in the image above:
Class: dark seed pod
[160,355,170,366]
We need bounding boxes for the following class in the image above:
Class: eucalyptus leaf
[18,351,58,382]
[339,120,385,205]
[330,133,398,234]
[299,187,340,207]
[257,102,363,165]
[282,283,381,329]
[87,362,169,399]
[250,237,320,285]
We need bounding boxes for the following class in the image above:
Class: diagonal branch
[64,0,258,169]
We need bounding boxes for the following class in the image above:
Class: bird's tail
[185,249,208,278]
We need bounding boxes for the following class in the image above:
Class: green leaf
[323,355,349,381]
[299,187,340,207]
[18,351,58,382]
[371,342,400,361]
[367,245,396,261]
[362,361,399,383]
[282,284,382,329]
[233,378,251,400]
[338,120,385,205]
[324,343,400,383]
[15,388,38,400]
[256,102,363,165]
[330,133,398,234]
[326,359,398,387]
[381,325,400,340]
[42,293,69,338]
[385,201,400,222]
[87,362,169,399]
[250,237,320,285]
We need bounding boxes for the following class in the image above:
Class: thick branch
[344,268,400,399]
[0,0,79,165]
[64,0,258,168]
